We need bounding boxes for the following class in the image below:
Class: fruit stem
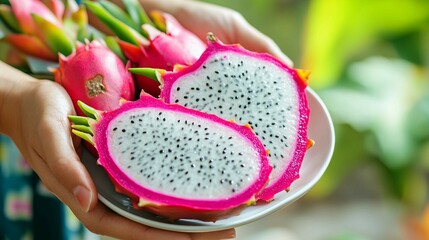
[207,32,217,43]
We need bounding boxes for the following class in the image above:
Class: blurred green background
[1,0,428,239]
[200,0,429,239]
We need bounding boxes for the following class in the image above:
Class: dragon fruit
[130,33,312,201]
[69,94,272,221]
[53,40,135,116]
[0,0,87,61]
[85,0,206,97]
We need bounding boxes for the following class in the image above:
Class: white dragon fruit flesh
[130,33,313,201]
[69,94,272,221]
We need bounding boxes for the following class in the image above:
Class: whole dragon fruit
[0,0,87,61]
[130,33,312,201]
[53,40,135,116]
[85,0,206,97]
[69,94,272,221]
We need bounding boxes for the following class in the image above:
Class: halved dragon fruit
[130,34,312,201]
[69,94,272,221]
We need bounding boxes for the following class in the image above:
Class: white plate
[81,88,335,232]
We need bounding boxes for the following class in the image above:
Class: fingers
[76,203,189,240]
[230,13,294,66]
[39,114,97,212]
[191,229,236,240]
[74,202,235,240]
[26,82,99,213]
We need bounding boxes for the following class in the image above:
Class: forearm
[0,61,37,137]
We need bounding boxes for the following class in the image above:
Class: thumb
[40,116,98,213]
[232,17,294,66]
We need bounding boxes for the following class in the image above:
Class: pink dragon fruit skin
[133,34,312,201]
[70,94,272,221]
[9,0,61,35]
[2,0,85,61]
[54,40,135,116]
[119,12,206,97]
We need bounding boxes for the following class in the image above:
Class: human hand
[0,62,235,240]
[139,0,293,66]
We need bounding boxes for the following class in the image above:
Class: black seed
[113,127,118,131]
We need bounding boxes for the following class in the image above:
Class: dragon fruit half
[69,94,272,221]
[85,0,206,97]
[130,33,312,201]
[53,40,135,116]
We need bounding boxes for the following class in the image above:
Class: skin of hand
[0,61,235,240]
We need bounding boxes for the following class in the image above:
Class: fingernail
[73,186,91,212]
[219,229,236,239]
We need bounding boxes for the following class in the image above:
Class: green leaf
[71,129,94,146]
[122,0,153,32]
[99,0,141,33]
[68,115,90,126]
[84,1,145,46]
[77,100,101,120]
[128,67,163,84]
[0,5,20,33]
[104,36,126,62]
[32,14,74,56]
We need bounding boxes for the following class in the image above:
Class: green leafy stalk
[68,101,103,146]
[77,100,101,120]
[68,115,90,126]
[122,0,153,30]
[32,14,74,56]
[104,36,127,62]
[128,67,163,84]
[72,125,93,134]
[85,1,145,46]
[0,5,21,33]
[71,129,95,146]
[99,0,141,33]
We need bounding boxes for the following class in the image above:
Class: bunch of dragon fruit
[0,0,87,61]
[85,0,206,97]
